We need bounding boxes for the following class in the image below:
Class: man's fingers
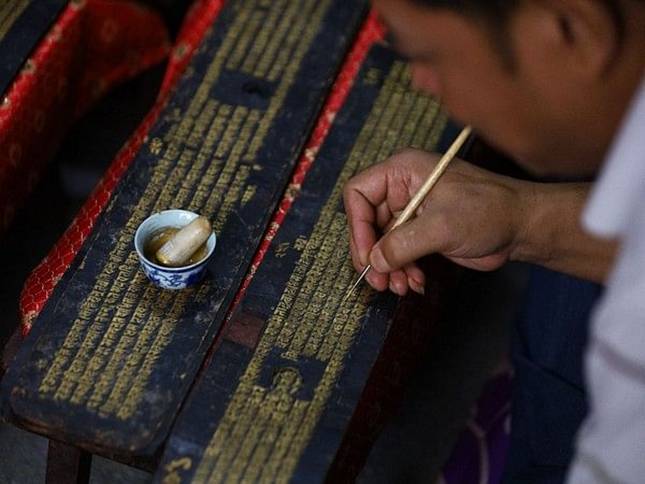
[389,270,409,296]
[365,267,389,292]
[404,263,426,295]
[348,230,363,272]
[370,212,448,273]
[376,201,393,230]
[344,152,446,283]
[344,189,378,267]
[344,166,392,266]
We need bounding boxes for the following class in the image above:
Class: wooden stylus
[342,125,473,304]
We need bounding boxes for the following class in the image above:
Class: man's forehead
[373,0,464,35]
[373,0,462,56]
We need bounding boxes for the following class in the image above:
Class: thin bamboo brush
[342,125,473,304]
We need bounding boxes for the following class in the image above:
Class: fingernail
[410,279,425,296]
[366,271,376,287]
[389,279,403,296]
[370,246,389,273]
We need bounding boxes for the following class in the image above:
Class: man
[343,0,645,482]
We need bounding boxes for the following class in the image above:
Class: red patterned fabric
[0,0,170,235]
[19,0,226,336]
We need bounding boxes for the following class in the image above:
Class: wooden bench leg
[46,440,92,484]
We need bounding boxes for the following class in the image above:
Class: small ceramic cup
[134,209,216,290]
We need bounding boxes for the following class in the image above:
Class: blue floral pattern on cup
[134,209,216,290]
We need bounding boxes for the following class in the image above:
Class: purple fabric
[439,369,512,484]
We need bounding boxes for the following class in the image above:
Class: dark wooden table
[1,1,460,481]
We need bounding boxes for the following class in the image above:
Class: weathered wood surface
[155,45,461,484]
[1,0,367,458]
[0,0,66,95]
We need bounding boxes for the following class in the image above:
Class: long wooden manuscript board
[0,0,66,95]
[2,0,367,458]
[155,45,458,484]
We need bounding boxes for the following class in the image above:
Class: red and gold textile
[0,0,170,238]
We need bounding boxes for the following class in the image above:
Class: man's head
[374,0,645,176]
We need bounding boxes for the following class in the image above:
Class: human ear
[537,0,618,77]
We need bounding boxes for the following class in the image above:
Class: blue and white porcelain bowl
[134,209,216,290]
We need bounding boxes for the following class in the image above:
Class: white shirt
[567,76,645,484]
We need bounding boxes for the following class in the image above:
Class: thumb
[369,213,448,273]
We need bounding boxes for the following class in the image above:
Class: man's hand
[344,148,617,293]
[343,148,534,296]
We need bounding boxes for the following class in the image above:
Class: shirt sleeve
[566,293,645,484]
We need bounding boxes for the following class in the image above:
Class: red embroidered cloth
[0,0,170,236]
